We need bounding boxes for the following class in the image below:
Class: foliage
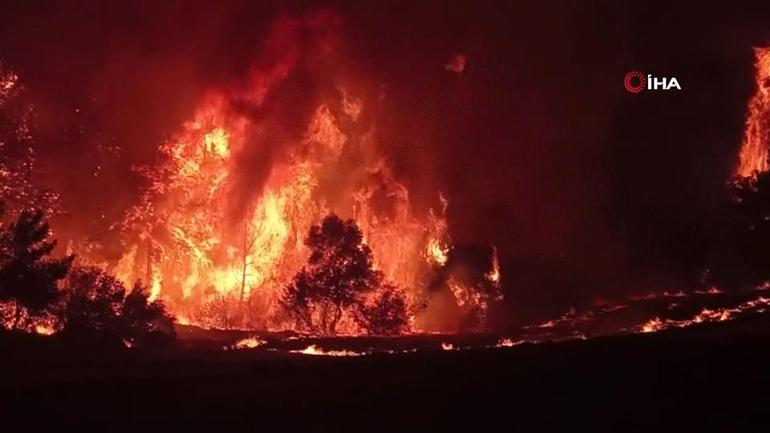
[0,65,60,217]
[59,266,176,347]
[354,284,409,335]
[0,208,72,328]
[189,292,242,330]
[281,214,409,335]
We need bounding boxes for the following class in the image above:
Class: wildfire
[100,14,490,335]
[736,46,770,177]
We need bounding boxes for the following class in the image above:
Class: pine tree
[0,209,72,329]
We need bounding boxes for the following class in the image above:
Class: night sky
[2,0,770,325]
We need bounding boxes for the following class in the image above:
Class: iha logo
[624,71,682,93]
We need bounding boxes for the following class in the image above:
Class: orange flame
[292,344,365,357]
[736,47,770,177]
[103,15,478,334]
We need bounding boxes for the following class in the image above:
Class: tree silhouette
[281,214,408,335]
[59,266,126,340]
[59,266,176,347]
[238,220,257,303]
[121,282,176,347]
[354,283,409,335]
[0,208,73,329]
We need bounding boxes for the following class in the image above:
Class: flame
[424,193,450,267]
[495,338,522,348]
[34,323,55,336]
[694,286,722,295]
[203,127,230,158]
[736,47,770,177]
[232,336,266,349]
[640,317,664,333]
[486,245,501,287]
[426,237,449,266]
[102,15,475,334]
[638,296,770,334]
[292,344,365,357]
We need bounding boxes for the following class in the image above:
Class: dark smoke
[223,13,341,227]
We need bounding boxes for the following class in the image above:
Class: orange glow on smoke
[737,47,770,177]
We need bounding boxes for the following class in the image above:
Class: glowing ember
[693,309,731,323]
[292,344,365,357]
[34,324,55,336]
[637,296,770,334]
[536,320,558,329]
[736,46,770,177]
[495,338,521,348]
[440,342,455,351]
[695,286,722,295]
[640,317,664,333]
[232,336,266,350]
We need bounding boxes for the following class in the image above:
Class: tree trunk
[329,305,343,335]
[239,258,247,303]
[320,301,330,335]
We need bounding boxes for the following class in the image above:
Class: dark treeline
[0,205,176,348]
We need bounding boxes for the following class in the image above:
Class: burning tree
[0,65,60,217]
[281,214,408,335]
[0,207,73,330]
[736,47,770,177]
[101,14,458,334]
[421,245,503,332]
